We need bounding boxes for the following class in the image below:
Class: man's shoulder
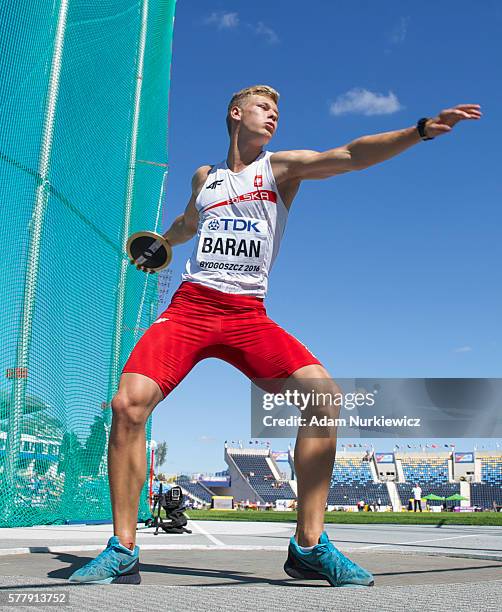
[270,150,319,186]
[191,165,213,194]
[270,149,317,164]
[192,164,213,181]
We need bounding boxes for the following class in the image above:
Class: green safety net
[0,0,176,527]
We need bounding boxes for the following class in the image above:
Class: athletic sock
[298,544,315,552]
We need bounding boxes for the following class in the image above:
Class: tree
[58,432,83,476]
[155,441,167,471]
[81,416,106,477]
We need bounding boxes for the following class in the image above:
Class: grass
[155,509,502,527]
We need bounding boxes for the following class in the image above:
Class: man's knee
[291,363,331,381]
[290,364,342,396]
[111,393,155,427]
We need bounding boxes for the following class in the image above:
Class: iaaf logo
[208,218,261,232]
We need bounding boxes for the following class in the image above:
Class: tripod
[146,484,192,535]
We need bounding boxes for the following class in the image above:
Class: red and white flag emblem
[254,175,263,188]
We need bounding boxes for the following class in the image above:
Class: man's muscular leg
[289,364,341,547]
[108,373,164,549]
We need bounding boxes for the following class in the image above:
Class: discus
[126,231,172,273]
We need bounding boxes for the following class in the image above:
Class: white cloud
[330,88,403,116]
[389,16,411,45]
[198,435,216,443]
[254,21,279,44]
[205,11,239,29]
[204,12,279,44]
[454,346,473,353]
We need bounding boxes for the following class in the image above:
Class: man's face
[233,94,279,144]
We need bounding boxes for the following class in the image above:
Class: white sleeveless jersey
[181,150,288,297]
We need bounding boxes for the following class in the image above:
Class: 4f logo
[207,179,223,190]
[254,175,263,188]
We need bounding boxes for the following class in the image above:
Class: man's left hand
[426,104,482,137]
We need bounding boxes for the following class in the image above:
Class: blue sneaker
[284,531,374,587]
[68,536,140,584]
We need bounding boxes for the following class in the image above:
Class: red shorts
[122,281,321,399]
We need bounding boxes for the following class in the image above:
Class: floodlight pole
[108,0,149,406]
[5,0,69,518]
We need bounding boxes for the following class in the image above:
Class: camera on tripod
[143,484,192,535]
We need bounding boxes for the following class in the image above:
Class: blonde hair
[226,85,280,135]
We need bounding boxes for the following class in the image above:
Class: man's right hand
[129,257,156,274]
[126,231,172,273]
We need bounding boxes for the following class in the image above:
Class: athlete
[69,85,481,585]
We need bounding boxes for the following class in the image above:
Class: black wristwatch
[417,117,434,141]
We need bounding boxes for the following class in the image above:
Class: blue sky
[150,1,502,474]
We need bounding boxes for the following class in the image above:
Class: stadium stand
[471,453,502,509]
[210,447,502,511]
[395,453,456,507]
[175,477,213,504]
[470,484,502,509]
[230,452,295,502]
[396,483,460,507]
[481,455,502,485]
[400,455,450,486]
[328,455,390,507]
[332,456,372,485]
[327,483,390,507]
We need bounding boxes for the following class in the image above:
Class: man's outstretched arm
[272,104,482,181]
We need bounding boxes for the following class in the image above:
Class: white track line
[0,539,497,559]
[0,545,286,556]
[187,520,225,546]
[358,533,481,550]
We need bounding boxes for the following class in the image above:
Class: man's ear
[230,105,242,122]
